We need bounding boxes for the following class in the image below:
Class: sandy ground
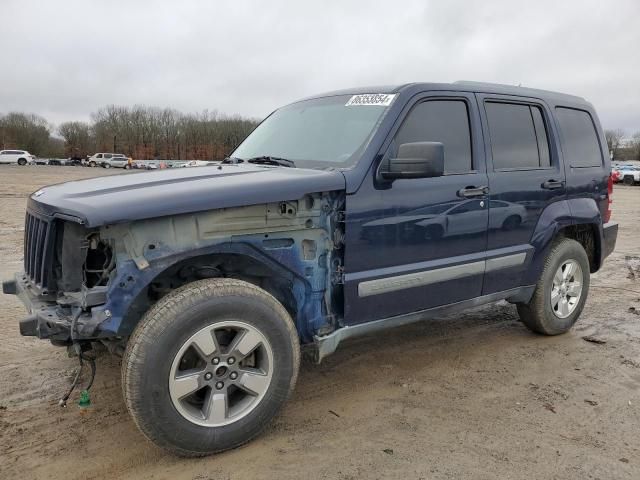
[1,165,639,480]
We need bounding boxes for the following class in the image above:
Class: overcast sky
[2,0,640,133]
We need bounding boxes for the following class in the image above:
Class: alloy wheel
[168,320,274,427]
[550,259,583,318]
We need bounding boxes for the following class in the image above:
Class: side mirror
[380,142,444,180]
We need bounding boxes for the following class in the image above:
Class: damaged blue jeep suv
[3,82,618,456]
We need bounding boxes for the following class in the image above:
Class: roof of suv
[302,81,587,105]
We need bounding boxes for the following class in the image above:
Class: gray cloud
[2,0,639,132]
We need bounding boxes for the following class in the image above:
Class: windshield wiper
[246,156,295,168]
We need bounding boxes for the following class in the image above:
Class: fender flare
[87,241,326,343]
[523,198,602,285]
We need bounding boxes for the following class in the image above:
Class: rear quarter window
[555,107,602,168]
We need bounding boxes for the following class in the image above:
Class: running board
[312,286,535,363]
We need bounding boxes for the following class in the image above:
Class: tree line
[605,129,640,161]
[0,107,260,160]
[2,108,640,161]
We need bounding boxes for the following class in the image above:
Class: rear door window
[555,108,602,168]
[485,102,551,169]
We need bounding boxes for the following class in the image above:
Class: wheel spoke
[558,298,570,317]
[229,329,262,359]
[562,262,575,281]
[551,288,561,308]
[553,268,563,287]
[566,282,582,297]
[238,369,270,396]
[190,328,218,358]
[172,372,202,399]
[205,391,228,423]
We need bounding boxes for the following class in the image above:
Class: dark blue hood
[28,164,346,227]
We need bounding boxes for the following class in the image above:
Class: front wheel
[517,238,590,335]
[122,278,300,457]
[17,158,27,166]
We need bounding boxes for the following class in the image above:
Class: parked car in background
[85,153,127,167]
[180,160,210,168]
[0,150,35,165]
[101,154,129,169]
[617,165,640,185]
[47,158,68,166]
[66,157,84,167]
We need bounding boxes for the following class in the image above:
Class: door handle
[542,179,564,190]
[457,186,489,198]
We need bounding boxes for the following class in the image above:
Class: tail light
[605,174,613,223]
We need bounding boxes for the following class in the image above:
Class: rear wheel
[122,278,300,457]
[517,238,590,335]
[104,163,111,168]
[623,175,634,186]
[17,158,27,166]
[89,161,96,167]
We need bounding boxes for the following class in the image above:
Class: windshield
[231,94,393,168]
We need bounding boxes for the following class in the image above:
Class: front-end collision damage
[64,191,345,345]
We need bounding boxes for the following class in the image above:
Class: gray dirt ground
[1,165,639,480]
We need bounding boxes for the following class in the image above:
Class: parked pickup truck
[3,82,617,457]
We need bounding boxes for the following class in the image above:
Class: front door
[343,92,489,324]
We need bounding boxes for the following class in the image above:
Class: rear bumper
[602,222,618,261]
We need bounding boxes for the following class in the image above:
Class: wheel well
[557,224,599,272]
[123,253,300,333]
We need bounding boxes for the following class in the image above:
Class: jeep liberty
[3,82,618,456]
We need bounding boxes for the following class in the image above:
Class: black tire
[89,161,96,167]
[124,164,131,170]
[623,175,634,186]
[122,278,300,457]
[103,162,111,168]
[517,238,590,335]
[17,158,27,166]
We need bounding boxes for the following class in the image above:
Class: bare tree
[2,106,258,160]
[58,121,91,158]
[630,131,640,160]
[604,129,625,159]
[0,112,52,156]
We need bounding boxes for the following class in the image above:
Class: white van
[0,150,35,165]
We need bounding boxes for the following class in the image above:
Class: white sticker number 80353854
[345,94,396,107]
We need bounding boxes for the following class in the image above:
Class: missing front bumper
[5,273,77,340]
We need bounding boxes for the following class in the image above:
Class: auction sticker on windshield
[345,94,396,106]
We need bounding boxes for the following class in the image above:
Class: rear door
[477,94,566,294]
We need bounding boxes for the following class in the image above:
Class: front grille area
[23,211,55,290]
